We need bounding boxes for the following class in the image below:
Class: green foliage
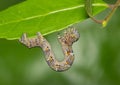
[0,0,120,85]
[0,0,107,39]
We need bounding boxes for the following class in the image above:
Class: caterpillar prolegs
[19,27,80,72]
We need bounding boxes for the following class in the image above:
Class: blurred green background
[0,0,120,85]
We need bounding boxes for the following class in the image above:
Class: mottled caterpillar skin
[19,27,80,72]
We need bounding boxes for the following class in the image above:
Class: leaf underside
[0,0,108,40]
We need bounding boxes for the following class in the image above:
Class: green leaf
[0,0,108,40]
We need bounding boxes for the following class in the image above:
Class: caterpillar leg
[19,33,31,48]
[19,33,39,48]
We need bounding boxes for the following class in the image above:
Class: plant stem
[85,0,120,27]
[103,0,120,26]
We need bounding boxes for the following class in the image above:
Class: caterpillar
[19,27,80,72]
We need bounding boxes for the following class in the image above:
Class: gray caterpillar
[19,27,80,72]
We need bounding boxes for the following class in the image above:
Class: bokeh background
[0,0,120,85]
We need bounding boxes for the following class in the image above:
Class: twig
[85,0,120,27]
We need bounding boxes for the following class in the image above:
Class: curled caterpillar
[19,27,80,72]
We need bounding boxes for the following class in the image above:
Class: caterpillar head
[64,27,80,45]
[69,28,80,42]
